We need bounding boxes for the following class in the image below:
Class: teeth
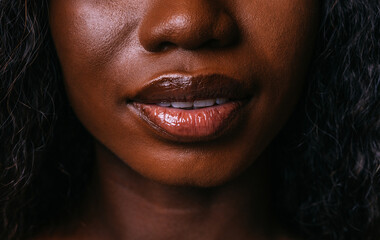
[156,98,229,109]
[193,99,216,108]
[216,98,228,105]
[157,102,171,107]
[171,102,193,108]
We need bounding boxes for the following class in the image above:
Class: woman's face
[50,0,319,187]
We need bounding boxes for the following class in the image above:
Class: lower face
[49,0,319,187]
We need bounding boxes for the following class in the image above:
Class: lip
[131,74,252,103]
[129,74,252,142]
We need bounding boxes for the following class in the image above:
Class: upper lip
[131,74,253,104]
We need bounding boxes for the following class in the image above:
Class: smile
[129,74,253,142]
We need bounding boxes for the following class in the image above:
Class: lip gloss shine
[133,101,243,140]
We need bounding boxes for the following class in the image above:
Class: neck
[79,143,283,240]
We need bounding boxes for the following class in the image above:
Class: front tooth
[193,99,216,108]
[171,102,193,108]
[157,102,171,107]
[216,98,228,105]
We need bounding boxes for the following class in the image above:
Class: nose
[138,0,239,52]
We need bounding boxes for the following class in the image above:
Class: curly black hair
[0,0,379,239]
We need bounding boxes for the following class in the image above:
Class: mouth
[128,74,253,142]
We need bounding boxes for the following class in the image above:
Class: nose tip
[138,1,239,52]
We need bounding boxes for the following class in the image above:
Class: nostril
[156,42,177,52]
[138,1,239,53]
[191,39,220,50]
[201,39,229,49]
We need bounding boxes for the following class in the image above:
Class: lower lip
[132,102,245,142]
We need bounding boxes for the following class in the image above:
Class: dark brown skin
[43,0,320,239]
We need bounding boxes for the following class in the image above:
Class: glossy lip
[131,73,252,103]
[129,74,253,142]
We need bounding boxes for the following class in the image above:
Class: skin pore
[45,0,319,239]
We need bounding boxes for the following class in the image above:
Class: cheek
[239,0,319,76]
[49,0,142,83]
[241,0,319,116]
[49,0,142,131]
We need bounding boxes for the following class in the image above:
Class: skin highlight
[43,0,318,239]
